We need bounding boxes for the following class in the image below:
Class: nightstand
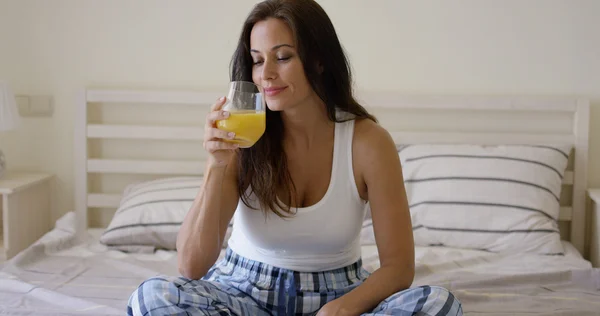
[0,172,54,261]
[587,189,600,268]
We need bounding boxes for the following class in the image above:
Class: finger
[206,109,230,125]
[210,96,227,111]
[205,140,239,152]
[207,127,235,141]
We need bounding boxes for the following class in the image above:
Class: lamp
[0,82,21,178]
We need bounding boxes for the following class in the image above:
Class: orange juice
[216,110,266,148]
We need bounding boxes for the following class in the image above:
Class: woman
[128,0,462,315]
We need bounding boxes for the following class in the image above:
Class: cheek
[291,67,311,93]
[282,64,305,88]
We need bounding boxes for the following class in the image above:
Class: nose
[260,59,277,81]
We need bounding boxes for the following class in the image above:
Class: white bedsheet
[1,212,599,315]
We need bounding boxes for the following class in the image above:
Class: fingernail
[228,132,235,139]
[223,111,230,118]
[219,96,225,101]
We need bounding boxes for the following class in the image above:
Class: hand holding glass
[216,81,266,148]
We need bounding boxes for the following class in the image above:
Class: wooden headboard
[74,88,590,255]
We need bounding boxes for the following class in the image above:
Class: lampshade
[0,82,21,132]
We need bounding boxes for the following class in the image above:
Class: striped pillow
[398,144,570,255]
[100,176,234,252]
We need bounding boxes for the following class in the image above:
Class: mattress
[1,212,599,316]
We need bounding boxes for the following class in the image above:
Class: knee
[379,285,462,316]
[421,286,463,315]
[135,276,174,298]
[127,276,181,315]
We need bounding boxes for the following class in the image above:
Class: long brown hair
[230,0,377,217]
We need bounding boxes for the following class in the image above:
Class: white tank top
[227,118,368,272]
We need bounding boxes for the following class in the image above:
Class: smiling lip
[264,87,287,97]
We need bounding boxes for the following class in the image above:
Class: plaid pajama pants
[127,248,462,316]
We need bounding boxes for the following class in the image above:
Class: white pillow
[100,176,234,252]
[399,144,571,255]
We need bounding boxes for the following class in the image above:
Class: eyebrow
[250,44,294,53]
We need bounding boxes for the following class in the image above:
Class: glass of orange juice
[216,81,266,148]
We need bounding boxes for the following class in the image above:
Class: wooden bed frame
[74,88,591,257]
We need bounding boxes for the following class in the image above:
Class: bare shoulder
[351,118,402,201]
[352,118,398,162]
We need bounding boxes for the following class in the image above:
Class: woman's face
[250,18,315,112]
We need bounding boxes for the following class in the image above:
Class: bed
[1,89,599,315]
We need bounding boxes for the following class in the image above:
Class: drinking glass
[216,81,266,148]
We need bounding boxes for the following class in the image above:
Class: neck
[281,95,333,150]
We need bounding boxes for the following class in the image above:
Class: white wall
[1,0,599,223]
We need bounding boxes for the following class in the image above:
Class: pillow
[99,176,234,252]
[399,144,571,255]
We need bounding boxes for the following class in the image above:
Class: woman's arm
[176,156,240,280]
[318,119,415,315]
[176,97,241,280]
